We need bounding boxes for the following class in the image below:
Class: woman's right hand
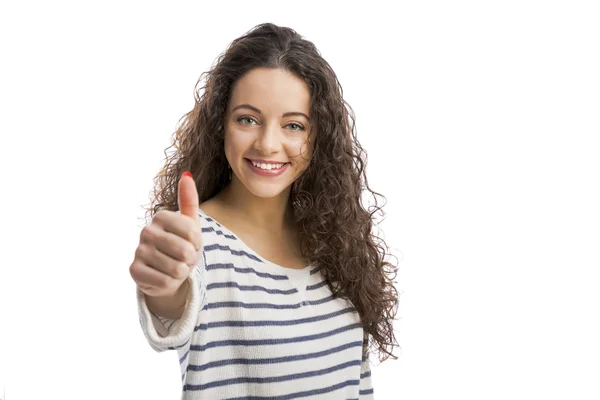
[129,171,203,298]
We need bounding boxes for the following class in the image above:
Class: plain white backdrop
[1,0,599,399]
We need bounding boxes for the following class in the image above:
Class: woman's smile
[245,158,290,177]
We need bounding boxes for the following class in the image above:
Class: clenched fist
[130,171,203,299]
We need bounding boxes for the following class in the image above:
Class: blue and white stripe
[137,208,375,399]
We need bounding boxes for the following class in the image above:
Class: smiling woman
[132,22,399,399]
[223,67,313,200]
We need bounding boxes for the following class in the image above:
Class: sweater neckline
[197,207,314,277]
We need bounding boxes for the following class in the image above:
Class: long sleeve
[359,351,375,399]
[136,250,207,352]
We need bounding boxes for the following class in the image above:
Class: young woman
[130,22,399,399]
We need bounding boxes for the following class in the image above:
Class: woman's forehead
[228,68,310,116]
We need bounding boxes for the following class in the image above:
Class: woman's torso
[176,204,368,399]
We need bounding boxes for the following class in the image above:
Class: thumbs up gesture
[130,171,203,299]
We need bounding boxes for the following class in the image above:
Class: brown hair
[143,23,399,362]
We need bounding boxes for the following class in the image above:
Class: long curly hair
[143,23,399,362]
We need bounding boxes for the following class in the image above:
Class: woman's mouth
[245,158,290,177]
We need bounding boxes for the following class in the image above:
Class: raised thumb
[178,171,200,223]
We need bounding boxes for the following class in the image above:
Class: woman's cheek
[292,135,312,156]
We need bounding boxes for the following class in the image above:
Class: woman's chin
[249,187,287,199]
[242,180,291,199]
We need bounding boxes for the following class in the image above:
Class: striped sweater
[136,208,374,399]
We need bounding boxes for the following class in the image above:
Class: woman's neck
[215,181,296,235]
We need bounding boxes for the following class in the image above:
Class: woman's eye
[237,116,304,131]
[288,123,305,131]
[238,116,257,125]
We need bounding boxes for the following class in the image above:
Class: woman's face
[224,67,313,199]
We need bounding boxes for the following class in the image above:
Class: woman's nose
[253,123,282,154]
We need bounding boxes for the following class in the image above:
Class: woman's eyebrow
[232,104,310,121]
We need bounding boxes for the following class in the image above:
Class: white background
[1,1,599,399]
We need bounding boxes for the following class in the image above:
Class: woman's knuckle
[179,262,190,278]
[155,210,172,225]
[168,262,182,280]
[175,244,188,263]
[134,244,145,259]
[185,243,197,264]
[188,227,201,245]
[166,277,179,293]
[140,226,154,242]
[129,263,139,280]
[157,274,171,289]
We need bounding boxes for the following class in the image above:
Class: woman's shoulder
[198,196,220,216]
[199,199,232,231]
[197,199,241,246]
[199,197,230,222]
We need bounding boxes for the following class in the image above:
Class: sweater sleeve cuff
[136,271,203,352]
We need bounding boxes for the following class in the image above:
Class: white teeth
[251,161,285,170]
